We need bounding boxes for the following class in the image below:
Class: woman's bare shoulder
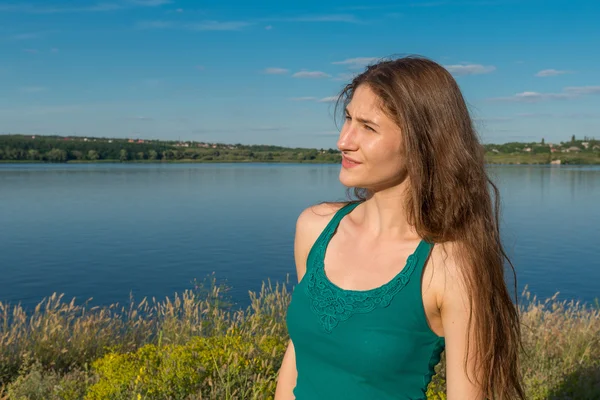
[298,201,346,224]
[293,201,349,280]
[296,201,347,237]
[427,241,469,310]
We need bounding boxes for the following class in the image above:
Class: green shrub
[86,333,285,400]
[426,352,446,399]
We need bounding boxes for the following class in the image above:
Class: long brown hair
[334,56,525,399]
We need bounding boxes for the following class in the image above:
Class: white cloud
[444,64,496,76]
[492,91,572,102]
[289,96,338,103]
[264,67,289,75]
[128,0,172,6]
[136,13,361,32]
[4,3,121,13]
[535,69,572,77]
[187,21,252,31]
[292,71,331,79]
[0,0,170,13]
[318,96,338,103]
[491,86,600,102]
[564,86,600,95]
[332,57,379,69]
[137,20,253,31]
[268,14,360,23]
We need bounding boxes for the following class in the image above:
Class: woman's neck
[355,180,417,240]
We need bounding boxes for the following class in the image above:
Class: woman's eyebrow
[345,107,380,127]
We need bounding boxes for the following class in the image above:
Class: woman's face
[337,84,407,191]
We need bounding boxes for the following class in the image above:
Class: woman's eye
[364,124,375,132]
[345,115,351,120]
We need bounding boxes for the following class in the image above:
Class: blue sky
[0,0,598,148]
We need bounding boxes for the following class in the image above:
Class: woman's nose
[337,125,358,152]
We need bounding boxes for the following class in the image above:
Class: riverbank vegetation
[0,276,598,399]
[1,134,599,165]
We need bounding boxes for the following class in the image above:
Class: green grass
[1,276,598,399]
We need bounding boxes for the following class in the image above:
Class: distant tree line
[2,134,598,164]
[483,136,599,155]
[0,135,342,163]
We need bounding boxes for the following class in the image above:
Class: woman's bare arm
[274,340,298,400]
[436,243,486,400]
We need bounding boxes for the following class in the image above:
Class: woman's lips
[341,154,361,168]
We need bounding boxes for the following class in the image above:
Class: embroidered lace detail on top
[305,218,422,333]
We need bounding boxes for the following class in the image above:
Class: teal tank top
[286,201,445,399]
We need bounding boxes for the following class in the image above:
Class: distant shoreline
[1,158,599,166]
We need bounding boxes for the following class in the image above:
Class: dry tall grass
[0,277,598,399]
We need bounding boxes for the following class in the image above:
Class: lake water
[0,163,598,310]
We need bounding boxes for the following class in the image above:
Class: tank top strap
[306,201,362,271]
[414,239,434,268]
[403,239,435,309]
[409,239,434,277]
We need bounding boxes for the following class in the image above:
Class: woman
[274,56,524,399]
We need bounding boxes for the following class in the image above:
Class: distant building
[582,142,590,149]
[567,146,581,152]
[523,147,532,152]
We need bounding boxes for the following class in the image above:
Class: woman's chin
[338,170,362,188]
